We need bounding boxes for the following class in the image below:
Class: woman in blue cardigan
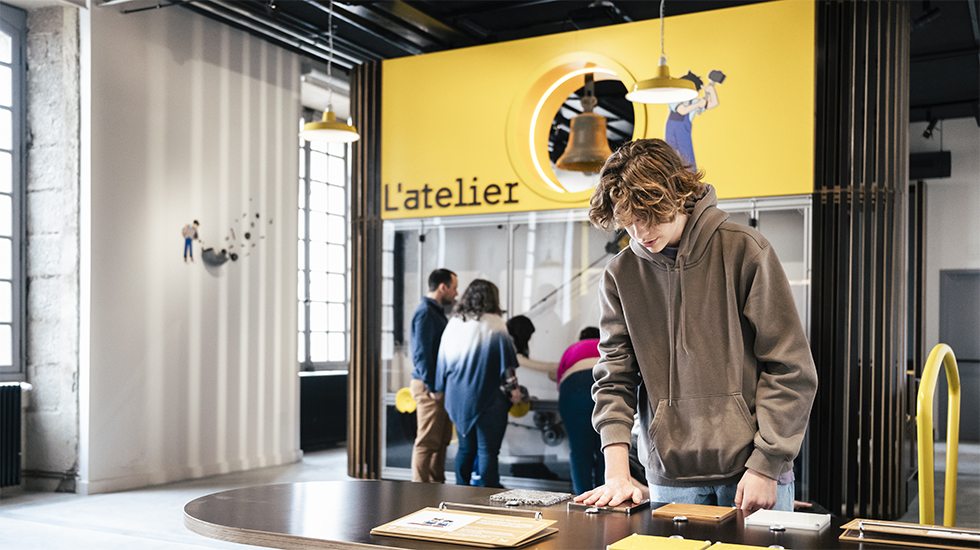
[435,279,523,488]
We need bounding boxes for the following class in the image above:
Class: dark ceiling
[107,0,980,124]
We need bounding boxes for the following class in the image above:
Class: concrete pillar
[24,6,81,493]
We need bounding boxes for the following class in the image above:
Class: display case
[381,196,811,491]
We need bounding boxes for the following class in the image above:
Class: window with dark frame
[298,111,350,371]
[0,6,26,383]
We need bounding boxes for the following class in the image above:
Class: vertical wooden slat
[348,61,383,479]
[811,0,910,520]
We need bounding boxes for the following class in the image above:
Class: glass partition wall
[381,196,811,492]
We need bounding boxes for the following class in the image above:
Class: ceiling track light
[300,0,360,143]
[913,1,942,28]
[625,0,699,104]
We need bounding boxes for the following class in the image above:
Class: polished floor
[899,442,980,528]
[0,447,352,550]
[0,443,977,549]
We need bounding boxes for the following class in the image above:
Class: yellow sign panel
[381,1,814,220]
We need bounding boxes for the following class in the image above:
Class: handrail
[916,343,961,526]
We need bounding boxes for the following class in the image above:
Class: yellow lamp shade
[300,110,360,143]
[625,63,699,104]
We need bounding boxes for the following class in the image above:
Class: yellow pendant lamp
[300,110,360,143]
[625,0,699,105]
[300,0,360,143]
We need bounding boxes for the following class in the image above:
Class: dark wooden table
[184,480,877,549]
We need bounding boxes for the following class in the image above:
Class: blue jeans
[558,370,604,494]
[649,480,795,511]
[455,392,510,488]
[184,238,193,258]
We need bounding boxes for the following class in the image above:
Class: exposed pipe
[182,0,361,69]
[205,0,366,65]
[303,69,350,93]
[217,0,384,63]
[299,0,426,56]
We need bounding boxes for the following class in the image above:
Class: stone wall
[24,5,80,493]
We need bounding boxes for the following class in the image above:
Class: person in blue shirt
[435,279,523,488]
[410,268,458,483]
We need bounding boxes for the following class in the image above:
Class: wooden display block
[652,502,737,522]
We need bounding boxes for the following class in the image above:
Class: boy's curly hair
[588,139,706,231]
[452,279,503,321]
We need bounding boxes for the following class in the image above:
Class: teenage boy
[409,268,458,483]
[575,139,817,513]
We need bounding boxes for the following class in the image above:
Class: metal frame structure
[298,108,351,372]
[810,0,911,521]
[348,61,383,480]
[379,195,813,486]
[0,6,27,383]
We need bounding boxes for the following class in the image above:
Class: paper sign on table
[371,506,556,548]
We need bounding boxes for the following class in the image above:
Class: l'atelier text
[384,178,519,211]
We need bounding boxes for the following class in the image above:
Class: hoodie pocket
[648,394,755,482]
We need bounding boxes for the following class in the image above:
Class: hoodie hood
[628,184,728,267]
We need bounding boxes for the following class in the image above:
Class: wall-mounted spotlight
[913,1,942,28]
[923,118,939,139]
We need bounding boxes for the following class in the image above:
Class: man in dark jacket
[410,268,458,483]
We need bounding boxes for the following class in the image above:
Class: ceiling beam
[910,46,979,63]
[300,0,427,57]
[184,0,360,69]
[337,1,476,50]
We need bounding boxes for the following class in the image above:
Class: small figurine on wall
[182,220,200,262]
[665,69,726,171]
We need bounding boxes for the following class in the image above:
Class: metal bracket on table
[439,501,543,520]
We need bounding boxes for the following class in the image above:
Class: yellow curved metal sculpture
[916,343,961,526]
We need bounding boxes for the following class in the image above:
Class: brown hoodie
[592,185,818,487]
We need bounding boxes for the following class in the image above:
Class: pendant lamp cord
[659,0,667,64]
[327,0,335,112]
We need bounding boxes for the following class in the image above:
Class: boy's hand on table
[573,476,643,508]
[735,469,777,513]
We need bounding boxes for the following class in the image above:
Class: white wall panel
[83,5,300,494]
[910,119,980,362]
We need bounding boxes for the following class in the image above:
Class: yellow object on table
[606,533,710,550]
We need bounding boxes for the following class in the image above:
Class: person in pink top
[557,327,603,494]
